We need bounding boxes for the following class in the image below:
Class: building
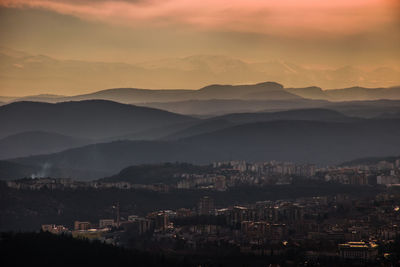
[74,221,91,231]
[41,224,68,234]
[198,196,215,215]
[377,175,400,185]
[99,219,114,228]
[215,175,227,191]
[338,241,378,260]
[147,211,169,231]
[176,208,192,217]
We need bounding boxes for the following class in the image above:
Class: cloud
[0,0,398,37]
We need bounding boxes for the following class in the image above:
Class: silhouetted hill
[68,87,194,103]
[179,119,400,165]
[376,111,400,119]
[163,119,234,140]
[143,99,328,115]
[195,82,300,100]
[164,109,357,140]
[286,87,327,100]
[102,162,213,184]
[13,141,198,178]
[326,86,400,101]
[143,98,400,117]
[288,86,400,101]
[0,100,197,139]
[0,131,91,159]
[104,121,198,141]
[324,100,400,118]
[213,108,357,124]
[10,119,400,180]
[68,81,301,103]
[5,83,400,107]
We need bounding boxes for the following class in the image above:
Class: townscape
[1,2,400,265]
[6,158,400,191]
[5,158,399,265]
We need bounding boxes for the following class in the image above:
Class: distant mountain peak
[254,81,284,89]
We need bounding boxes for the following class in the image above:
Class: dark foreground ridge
[0,231,189,267]
[1,231,395,267]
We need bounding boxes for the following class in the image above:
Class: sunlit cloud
[0,0,398,36]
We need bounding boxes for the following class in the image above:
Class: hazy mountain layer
[0,100,197,139]
[10,119,400,180]
[142,99,400,117]
[163,108,357,141]
[1,48,400,95]
[287,86,400,101]
[0,131,92,160]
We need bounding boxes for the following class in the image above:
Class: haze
[0,0,399,96]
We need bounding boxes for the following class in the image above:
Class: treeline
[0,231,191,267]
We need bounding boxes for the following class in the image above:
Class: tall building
[147,211,169,231]
[198,196,215,215]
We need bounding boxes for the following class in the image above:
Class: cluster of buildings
[8,159,400,193]
[42,190,400,263]
[322,159,400,186]
[214,160,317,177]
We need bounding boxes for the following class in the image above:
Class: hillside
[164,108,357,140]
[0,100,197,139]
[180,119,400,165]
[194,82,301,100]
[10,119,400,180]
[102,162,213,184]
[0,131,91,159]
[163,119,235,140]
[143,99,327,115]
[212,108,357,124]
[287,86,400,101]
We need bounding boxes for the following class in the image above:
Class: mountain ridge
[0,100,197,139]
[8,118,400,180]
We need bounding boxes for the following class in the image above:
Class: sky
[0,0,399,96]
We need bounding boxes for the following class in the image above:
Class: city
[4,158,400,265]
[1,0,400,266]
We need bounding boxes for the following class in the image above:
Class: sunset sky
[0,0,399,95]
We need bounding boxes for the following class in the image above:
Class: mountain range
[6,117,400,180]
[2,83,400,107]
[1,47,400,99]
[0,131,91,160]
[0,81,399,180]
[0,100,196,139]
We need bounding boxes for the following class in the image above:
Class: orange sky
[0,0,399,95]
[1,0,398,36]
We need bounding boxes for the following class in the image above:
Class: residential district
[6,158,400,264]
